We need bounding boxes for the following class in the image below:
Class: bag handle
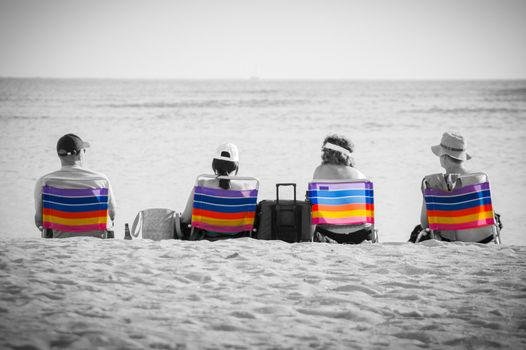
[131,210,143,238]
[276,183,296,205]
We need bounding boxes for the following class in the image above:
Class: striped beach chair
[421,175,501,244]
[307,180,378,243]
[42,185,109,237]
[190,175,259,239]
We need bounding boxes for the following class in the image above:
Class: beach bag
[131,208,181,240]
[256,183,312,243]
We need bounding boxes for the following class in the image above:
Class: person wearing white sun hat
[311,134,373,244]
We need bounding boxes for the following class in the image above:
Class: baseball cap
[213,143,239,162]
[56,134,90,156]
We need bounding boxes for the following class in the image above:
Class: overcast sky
[0,0,525,79]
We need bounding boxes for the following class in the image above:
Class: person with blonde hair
[312,134,373,244]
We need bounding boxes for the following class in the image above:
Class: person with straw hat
[413,130,504,244]
[418,132,475,233]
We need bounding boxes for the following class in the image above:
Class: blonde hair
[321,134,355,167]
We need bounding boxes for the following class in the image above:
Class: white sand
[1,238,525,349]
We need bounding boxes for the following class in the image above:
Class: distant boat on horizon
[249,64,261,81]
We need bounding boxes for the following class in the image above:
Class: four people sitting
[34,132,500,243]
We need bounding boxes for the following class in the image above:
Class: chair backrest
[191,176,259,234]
[42,185,109,232]
[423,181,495,231]
[308,180,374,226]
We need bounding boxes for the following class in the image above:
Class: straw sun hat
[431,132,472,161]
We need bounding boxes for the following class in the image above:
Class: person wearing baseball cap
[211,143,239,190]
[180,143,250,237]
[34,134,117,238]
[56,133,91,157]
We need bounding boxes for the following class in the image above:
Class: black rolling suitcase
[255,183,312,243]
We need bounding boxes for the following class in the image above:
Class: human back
[197,177,250,191]
[313,163,366,181]
[181,143,257,240]
[311,135,372,243]
[34,134,116,238]
[418,131,499,243]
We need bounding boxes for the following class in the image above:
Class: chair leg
[189,227,197,241]
[494,226,502,245]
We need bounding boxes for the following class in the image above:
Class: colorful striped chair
[42,185,110,238]
[307,180,378,243]
[420,174,501,243]
[190,175,259,240]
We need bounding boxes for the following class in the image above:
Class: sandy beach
[1,238,525,349]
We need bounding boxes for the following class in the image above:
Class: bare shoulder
[313,164,324,179]
[460,171,488,185]
[346,167,367,180]
[313,164,367,180]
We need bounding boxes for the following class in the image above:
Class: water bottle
[124,223,132,240]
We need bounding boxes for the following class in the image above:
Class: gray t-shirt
[34,165,116,238]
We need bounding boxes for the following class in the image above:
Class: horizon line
[1,75,526,82]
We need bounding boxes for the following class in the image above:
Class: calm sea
[1,78,525,243]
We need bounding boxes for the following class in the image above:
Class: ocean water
[0,78,525,243]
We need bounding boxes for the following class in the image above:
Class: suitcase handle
[276,183,296,205]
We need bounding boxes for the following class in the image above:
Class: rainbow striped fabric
[191,186,258,233]
[42,186,109,232]
[423,182,495,231]
[308,181,374,225]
